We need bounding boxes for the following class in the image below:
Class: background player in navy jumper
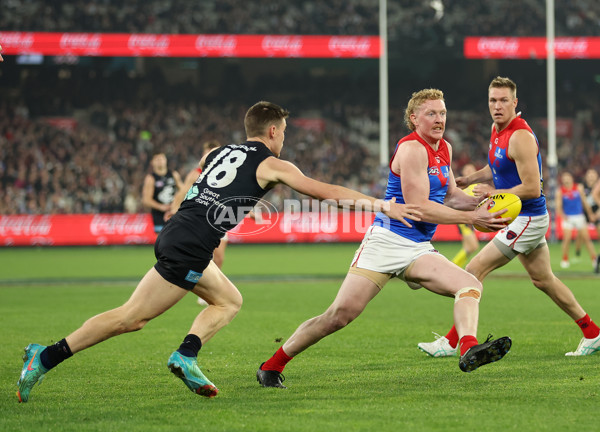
[142,152,183,233]
[16,101,422,402]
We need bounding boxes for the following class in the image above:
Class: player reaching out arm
[16,101,421,402]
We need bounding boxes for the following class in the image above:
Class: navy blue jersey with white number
[154,141,274,289]
[176,141,274,238]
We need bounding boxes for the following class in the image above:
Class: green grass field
[1,242,599,431]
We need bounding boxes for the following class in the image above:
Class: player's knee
[464,261,479,277]
[218,291,243,320]
[323,306,358,332]
[530,275,554,292]
[111,305,150,333]
[454,286,482,304]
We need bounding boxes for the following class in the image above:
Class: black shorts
[153,213,220,290]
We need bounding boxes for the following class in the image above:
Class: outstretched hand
[383,197,422,228]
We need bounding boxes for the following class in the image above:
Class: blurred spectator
[1,0,599,40]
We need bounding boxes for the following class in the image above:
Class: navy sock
[177,334,202,358]
[40,338,73,370]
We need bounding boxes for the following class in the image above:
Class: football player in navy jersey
[418,77,600,359]
[16,101,422,402]
[142,152,183,233]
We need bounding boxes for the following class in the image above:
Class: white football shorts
[561,214,586,231]
[492,213,549,257]
[350,225,439,280]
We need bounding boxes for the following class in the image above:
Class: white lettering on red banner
[127,34,170,51]
[465,36,600,59]
[60,33,102,50]
[0,32,380,58]
[261,36,303,57]
[0,215,52,236]
[90,214,150,235]
[0,32,34,50]
[0,213,571,247]
[328,36,374,57]
[195,35,237,56]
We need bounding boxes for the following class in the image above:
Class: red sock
[445,326,459,349]
[459,335,478,356]
[575,314,600,339]
[261,347,293,373]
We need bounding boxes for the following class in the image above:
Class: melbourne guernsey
[488,115,546,216]
[373,131,450,242]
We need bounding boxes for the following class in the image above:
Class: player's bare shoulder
[393,139,427,173]
[256,156,298,188]
[508,129,538,159]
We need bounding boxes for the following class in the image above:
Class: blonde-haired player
[257,89,512,389]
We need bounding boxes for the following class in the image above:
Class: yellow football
[463,183,478,197]
[473,193,522,232]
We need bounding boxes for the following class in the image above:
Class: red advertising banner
[0,32,380,58]
[464,37,600,59]
[1,213,591,247]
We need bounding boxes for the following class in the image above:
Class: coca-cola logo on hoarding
[261,36,303,56]
[0,215,52,236]
[59,33,102,50]
[0,32,35,49]
[554,38,589,56]
[128,34,170,50]
[476,38,520,55]
[195,35,237,52]
[328,36,373,57]
[90,214,149,235]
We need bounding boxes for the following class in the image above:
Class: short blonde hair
[404,88,445,131]
[489,76,517,99]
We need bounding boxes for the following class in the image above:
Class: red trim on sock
[459,335,478,356]
[445,326,459,349]
[576,314,600,339]
[261,347,293,373]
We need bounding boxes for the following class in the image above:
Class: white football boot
[565,334,600,356]
[418,332,458,357]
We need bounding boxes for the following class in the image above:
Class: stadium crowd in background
[1,95,600,216]
[2,0,599,39]
[2,1,600,216]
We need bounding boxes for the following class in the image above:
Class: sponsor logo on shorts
[184,270,203,283]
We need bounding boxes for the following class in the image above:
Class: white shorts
[561,214,586,231]
[493,213,548,258]
[350,226,440,280]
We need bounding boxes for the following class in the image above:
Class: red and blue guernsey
[373,131,450,242]
[561,184,583,216]
[488,115,547,216]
